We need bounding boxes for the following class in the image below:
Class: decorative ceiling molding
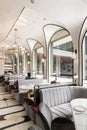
[0,6,25,42]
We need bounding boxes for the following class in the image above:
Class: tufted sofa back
[39,86,87,108]
[40,86,71,107]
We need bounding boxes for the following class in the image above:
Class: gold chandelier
[8,29,24,53]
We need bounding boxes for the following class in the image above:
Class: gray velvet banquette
[36,85,87,120]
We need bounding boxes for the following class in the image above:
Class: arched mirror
[33,42,44,78]
[24,49,31,75]
[49,28,74,84]
[19,53,23,74]
[5,47,30,75]
[6,51,22,75]
[4,53,16,74]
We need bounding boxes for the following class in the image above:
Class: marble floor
[0,82,33,130]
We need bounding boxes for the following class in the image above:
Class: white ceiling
[0,0,87,50]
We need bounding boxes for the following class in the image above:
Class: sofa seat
[50,102,72,120]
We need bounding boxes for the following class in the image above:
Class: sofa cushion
[50,102,72,120]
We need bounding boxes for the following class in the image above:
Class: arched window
[49,29,74,84]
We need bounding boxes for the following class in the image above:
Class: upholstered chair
[33,102,75,130]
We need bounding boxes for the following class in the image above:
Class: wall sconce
[42,55,46,62]
[74,73,78,79]
[27,53,29,56]
[27,60,30,64]
[74,73,78,83]
[28,55,31,64]
[72,49,77,59]
[14,63,16,66]
[19,62,22,66]
[74,49,77,54]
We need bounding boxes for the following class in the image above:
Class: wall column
[16,53,19,74]
[22,50,26,75]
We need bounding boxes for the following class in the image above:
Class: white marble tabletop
[71,98,87,130]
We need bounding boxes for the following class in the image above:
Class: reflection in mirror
[4,53,13,75]
[33,42,44,78]
[19,53,22,74]
[4,47,30,75]
[24,49,31,75]
[49,29,74,84]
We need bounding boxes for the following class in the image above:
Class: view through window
[49,35,74,83]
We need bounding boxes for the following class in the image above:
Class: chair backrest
[38,102,52,130]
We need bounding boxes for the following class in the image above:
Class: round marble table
[71,98,87,130]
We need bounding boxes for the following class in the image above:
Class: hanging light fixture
[8,29,24,53]
[71,49,77,59]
